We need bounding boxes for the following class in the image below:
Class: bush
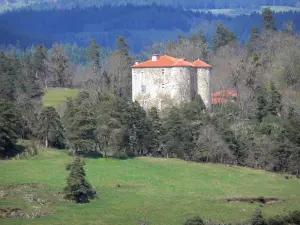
[63,157,97,203]
[184,216,205,225]
[251,208,267,225]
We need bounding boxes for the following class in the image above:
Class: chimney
[135,60,140,65]
[152,54,159,61]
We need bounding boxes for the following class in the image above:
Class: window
[141,72,145,84]
[141,85,146,93]
[161,83,165,89]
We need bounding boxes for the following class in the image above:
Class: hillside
[0,149,299,225]
[1,0,299,11]
[1,5,299,52]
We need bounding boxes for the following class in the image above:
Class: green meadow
[42,88,79,109]
[0,149,299,225]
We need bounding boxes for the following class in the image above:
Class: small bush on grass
[63,157,97,203]
[184,216,205,225]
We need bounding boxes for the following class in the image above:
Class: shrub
[63,157,97,203]
[183,216,205,225]
[251,208,267,225]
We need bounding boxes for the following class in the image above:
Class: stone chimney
[152,54,159,61]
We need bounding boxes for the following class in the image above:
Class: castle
[131,54,212,111]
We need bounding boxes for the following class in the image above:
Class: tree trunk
[45,137,48,148]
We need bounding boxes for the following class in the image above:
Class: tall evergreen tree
[0,100,21,158]
[247,26,261,56]
[32,44,49,88]
[50,44,73,87]
[255,86,268,123]
[213,23,237,49]
[87,39,101,71]
[267,81,282,116]
[145,107,161,155]
[63,157,97,203]
[37,106,65,149]
[263,8,277,31]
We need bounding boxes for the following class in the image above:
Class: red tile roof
[193,59,212,68]
[212,89,237,105]
[132,55,211,68]
[212,89,237,98]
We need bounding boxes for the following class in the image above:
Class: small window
[141,85,146,93]
[141,72,145,84]
[161,83,165,89]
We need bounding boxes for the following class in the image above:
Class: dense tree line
[1,5,300,52]
[1,9,300,176]
[7,0,300,11]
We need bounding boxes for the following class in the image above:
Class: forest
[0,4,300,52]
[1,8,300,175]
[3,0,300,10]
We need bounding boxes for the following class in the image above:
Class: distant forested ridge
[4,0,300,10]
[1,5,300,52]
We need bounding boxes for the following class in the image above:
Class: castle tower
[193,59,212,110]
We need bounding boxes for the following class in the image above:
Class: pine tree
[267,81,282,116]
[67,99,97,155]
[87,39,101,71]
[0,100,21,158]
[263,8,277,31]
[50,44,73,87]
[247,26,261,57]
[146,107,161,155]
[37,107,65,149]
[32,44,49,88]
[255,86,268,123]
[251,208,267,225]
[63,157,96,203]
[213,23,237,49]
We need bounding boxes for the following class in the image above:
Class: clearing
[0,149,299,225]
[42,88,79,109]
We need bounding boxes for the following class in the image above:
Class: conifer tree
[32,44,49,88]
[267,81,282,116]
[87,39,101,71]
[263,8,277,31]
[37,106,65,149]
[0,100,21,158]
[50,44,73,87]
[146,107,161,155]
[64,157,96,203]
[213,23,237,49]
[247,26,261,57]
[251,208,267,225]
[255,86,268,123]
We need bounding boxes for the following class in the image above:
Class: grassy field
[42,88,79,109]
[0,149,299,225]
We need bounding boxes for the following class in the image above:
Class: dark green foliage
[87,39,101,70]
[63,157,97,203]
[251,208,267,225]
[183,216,204,225]
[263,8,277,31]
[64,92,97,155]
[247,26,261,57]
[213,23,237,49]
[32,44,49,88]
[267,82,282,116]
[37,107,65,149]
[0,100,22,158]
[50,44,73,87]
[146,107,161,156]
[255,86,268,123]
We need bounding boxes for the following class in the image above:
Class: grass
[42,88,79,109]
[0,149,299,225]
